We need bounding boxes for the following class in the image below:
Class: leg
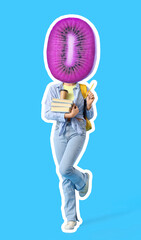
[61,177,78,221]
[59,132,87,191]
[53,129,78,221]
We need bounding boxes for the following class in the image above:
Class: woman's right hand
[64,104,79,119]
[70,104,79,118]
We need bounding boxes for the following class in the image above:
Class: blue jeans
[53,121,88,222]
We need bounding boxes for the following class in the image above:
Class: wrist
[87,104,92,110]
[65,112,73,119]
[69,112,74,118]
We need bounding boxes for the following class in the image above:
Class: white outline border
[41,14,100,233]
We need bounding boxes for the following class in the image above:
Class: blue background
[0,0,141,239]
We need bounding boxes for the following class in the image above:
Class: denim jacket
[41,82,94,135]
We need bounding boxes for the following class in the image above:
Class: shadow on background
[82,208,138,226]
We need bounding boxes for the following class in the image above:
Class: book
[51,98,73,113]
[51,106,72,113]
[51,102,72,107]
[52,98,73,104]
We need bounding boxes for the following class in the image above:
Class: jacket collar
[56,82,80,90]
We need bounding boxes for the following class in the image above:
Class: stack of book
[51,98,73,113]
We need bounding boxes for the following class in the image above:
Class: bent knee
[59,165,73,177]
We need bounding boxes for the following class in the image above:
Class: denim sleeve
[41,85,66,123]
[86,105,94,120]
[86,86,94,120]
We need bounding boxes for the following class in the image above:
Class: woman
[41,80,95,232]
[42,14,100,232]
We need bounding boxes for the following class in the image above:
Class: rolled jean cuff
[75,172,88,191]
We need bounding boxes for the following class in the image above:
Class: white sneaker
[61,220,82,233]
[63,221,77,230]
[79,173,90,197]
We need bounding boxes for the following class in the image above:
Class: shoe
[79,173,90,197]
[63,221,77,230]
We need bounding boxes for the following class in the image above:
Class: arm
[64,104,79,119]
[86,88,95,120]
[86,104,94,120]
[41,85,66,123]
[41,85,79,122]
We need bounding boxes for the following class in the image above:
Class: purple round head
[46,17,96,83]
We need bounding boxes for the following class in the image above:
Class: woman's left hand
[86,91,95,110]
